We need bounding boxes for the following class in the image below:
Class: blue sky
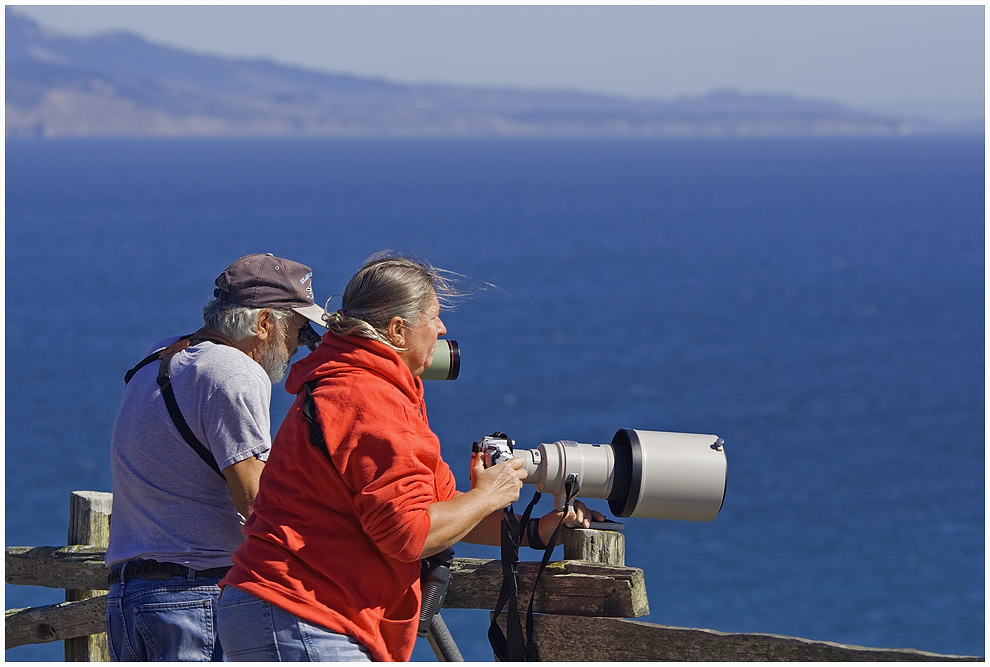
[10,4,985,121]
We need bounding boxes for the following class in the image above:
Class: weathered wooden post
[562,524,625,565]
[65,490,113,662]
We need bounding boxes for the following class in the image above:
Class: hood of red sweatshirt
[284,332,423,404]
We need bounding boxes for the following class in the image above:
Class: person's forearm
[421,490,505,557]
[462,510,555,548]
[462,508,506,546]
[224,456,265,520]
[429,506,536,552]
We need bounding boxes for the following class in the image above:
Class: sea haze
[4,136,984,661]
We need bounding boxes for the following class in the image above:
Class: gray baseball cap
[214,253,326,325]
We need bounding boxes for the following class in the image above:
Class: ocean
[4,136,984,661]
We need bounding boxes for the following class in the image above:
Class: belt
[108,559,231,586]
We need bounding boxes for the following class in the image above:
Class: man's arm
[223,456,266,519]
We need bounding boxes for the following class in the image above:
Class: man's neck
[192,326,254,357]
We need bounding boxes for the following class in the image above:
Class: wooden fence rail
[5,491,982,661]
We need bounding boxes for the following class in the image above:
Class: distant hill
[3,8,957,139]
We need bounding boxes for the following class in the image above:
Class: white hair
[202,299,293,341]
[324,252,464,350]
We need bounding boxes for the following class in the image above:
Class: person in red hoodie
[217,252,599,661]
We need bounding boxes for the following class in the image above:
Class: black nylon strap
[521,477,580,657]
[487,476,581,662]
[124,350,161,384]
[156,339,226,480]
[490,510,521,661]
[488,491,543,661]
[301,380,335,466]
[124,334,226,480]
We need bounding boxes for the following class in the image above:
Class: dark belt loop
[110,562,124,587]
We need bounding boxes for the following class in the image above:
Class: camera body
[472,434,515,468]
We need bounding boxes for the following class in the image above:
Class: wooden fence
[5,491,981,661]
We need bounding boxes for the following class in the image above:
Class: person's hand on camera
[470,452,527,511]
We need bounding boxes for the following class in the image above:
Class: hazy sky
[10,4,985,120]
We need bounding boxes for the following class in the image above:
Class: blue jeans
[105,566,226,661]
[217,586,372,661]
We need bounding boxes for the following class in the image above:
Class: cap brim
[293,303,328,327]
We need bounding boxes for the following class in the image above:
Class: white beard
[257,335,290,384]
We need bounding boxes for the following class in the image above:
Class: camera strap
[124,333,227,480]
[488,477,579,662]
[300,380,335,466]
[488,491,541,661]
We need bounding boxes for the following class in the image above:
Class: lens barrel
[421,339,460,381]
[607,429,726,521]
[519,429,727,522]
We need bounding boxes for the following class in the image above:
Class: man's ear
[386,316,404,347]
[255,309,275,341]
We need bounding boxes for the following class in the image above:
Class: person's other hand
[536,499,607,544]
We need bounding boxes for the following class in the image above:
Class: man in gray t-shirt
[105,253,327,662]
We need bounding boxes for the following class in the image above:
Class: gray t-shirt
[106,337,272,570]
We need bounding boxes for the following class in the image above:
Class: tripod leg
[427,613,464,662]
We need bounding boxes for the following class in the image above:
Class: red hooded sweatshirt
[221,333,458,661]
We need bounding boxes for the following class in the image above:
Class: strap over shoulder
[123,333,227,480]
[301,380,335,466]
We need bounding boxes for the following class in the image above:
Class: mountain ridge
[5,9,975,139]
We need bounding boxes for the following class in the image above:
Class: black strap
[522,477,579,654]
[488,477,580,662]
[488,490,543,662]
[301,380,334,466]
[124,349,163,384]
[124,334,226,480]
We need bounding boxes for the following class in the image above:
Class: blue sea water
[4,136,984,661]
